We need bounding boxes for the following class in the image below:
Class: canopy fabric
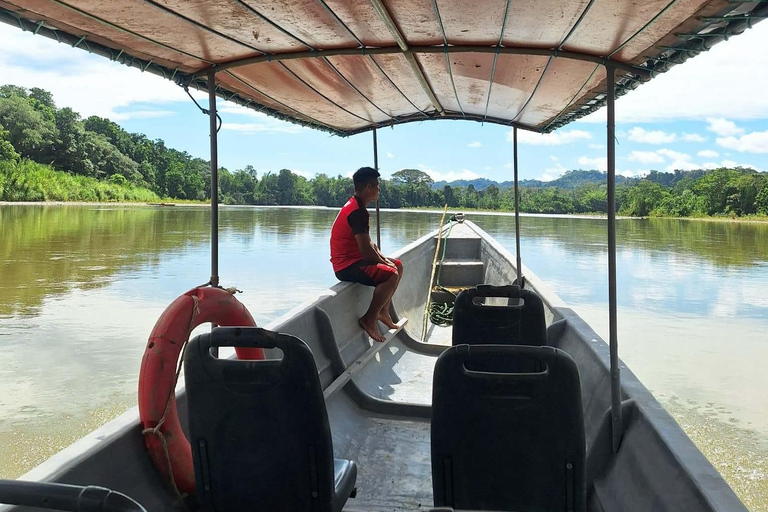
[1,0,765,136]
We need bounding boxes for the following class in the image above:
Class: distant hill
[432,169,637,190]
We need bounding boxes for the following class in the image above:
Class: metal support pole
[208,70,219,287]
[513,127,522,285]
[373,127,381,249]
[606,65,622,453]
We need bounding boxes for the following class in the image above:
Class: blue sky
[1,21,767,183]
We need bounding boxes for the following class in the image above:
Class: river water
[1,204,766,509]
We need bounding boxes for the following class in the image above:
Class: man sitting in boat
[331,166,404,342]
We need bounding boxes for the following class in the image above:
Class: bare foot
[377,312,398,330]
[359,317,385,342]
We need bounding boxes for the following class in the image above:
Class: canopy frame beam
[207,45,651,79]
[366,0,445,115]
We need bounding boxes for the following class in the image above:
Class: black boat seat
[431,344,586,512]
[452,284,547,346]
[185,327,357,512]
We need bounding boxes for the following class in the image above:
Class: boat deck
[329,393,433,511]
[355,328,450,405]
[332,317,455,509]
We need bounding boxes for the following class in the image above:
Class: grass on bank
[0,159,161,203]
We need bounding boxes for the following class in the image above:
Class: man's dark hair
[353,166,380,193]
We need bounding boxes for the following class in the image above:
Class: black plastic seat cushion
[452,284,547,347]
[185,327,357,512]
[431,344,586,512]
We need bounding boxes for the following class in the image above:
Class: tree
[620,180,669,217]
[165,164,186,198]
[0,124,19,161]
[0,94,57,162]
[256,171,279,204]
[277,168,298,204]
[755,184,768,215]
[82,131,139,180]
[0,85,28,99]
[443,185,457,207]
[391,168,434,186]
[52,107,91,174]
[693,169,739,215]
[29,87,56,110]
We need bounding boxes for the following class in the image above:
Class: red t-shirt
[330,196,369,272]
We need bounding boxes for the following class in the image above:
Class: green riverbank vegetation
[1,84,767,219]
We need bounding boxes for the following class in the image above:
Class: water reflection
[1,205,767,511]
[474,216,768,319]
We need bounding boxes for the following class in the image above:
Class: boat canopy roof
[1,0,765,136]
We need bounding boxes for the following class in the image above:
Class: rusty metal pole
[373,127,381,249]
[208,69,219,288]
[606,65,623,453]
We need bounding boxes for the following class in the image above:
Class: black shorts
[335,259,401,287]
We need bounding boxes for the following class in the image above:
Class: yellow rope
[422,205,448,341]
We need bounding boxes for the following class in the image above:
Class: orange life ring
[138,287,264,495]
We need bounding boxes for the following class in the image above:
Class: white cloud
[112,110,175,121]
[512,129,592,145]
[417,164,480,182]
[549,155,559,162]
[707,118,744,137]
[627,127,676,144]
[291,169,314,179]
[484,166,492,170]
[0,25,197,121]
[657,149,698,171]
[468,141,482,148]
[589,144,605,150]
[682,133,706,143]
[540,162,566,182]
[222,121,304,134]
[715,131,768,154]
[628,151,665,164]
[503,163,513,169]
[386,152,394,158]
[577,156,607,172]
[716,159,759,170]
[579,23,768,122]
[697,149,719,158]
[657,149,690,161]
[219,105,305,134]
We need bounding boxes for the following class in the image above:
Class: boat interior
[1,0,764,509]
[0,220,746,512]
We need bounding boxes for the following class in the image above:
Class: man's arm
[372,242,395,266]
[355,233,394,267]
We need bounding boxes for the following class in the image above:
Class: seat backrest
[185,327,336,512]
[452,284,547,346]
[431,344,586,512]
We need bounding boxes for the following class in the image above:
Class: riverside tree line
[1,84,767,217]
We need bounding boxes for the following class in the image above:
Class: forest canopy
[1,84,767,217]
